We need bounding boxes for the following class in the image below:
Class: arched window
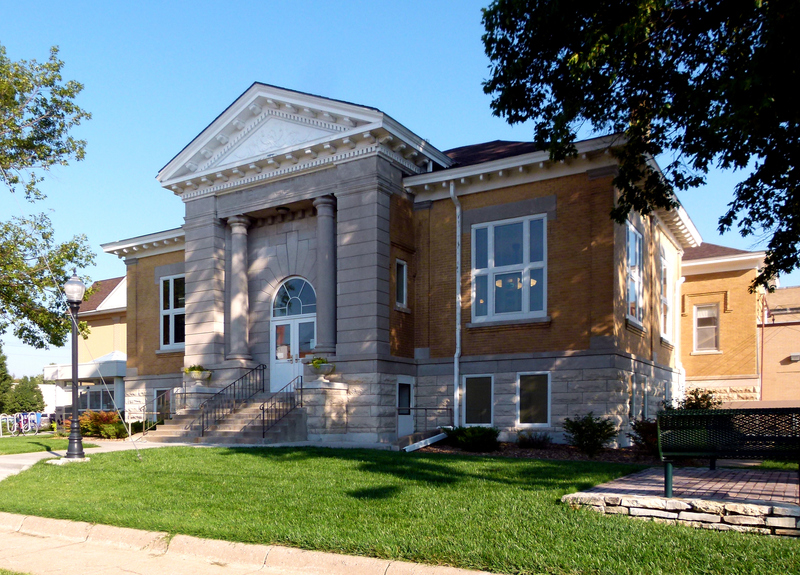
[273,278,316,317]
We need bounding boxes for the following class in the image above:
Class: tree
[3,375,45,413]
[0,343,13,413]
[1,42,94,347]
[482,0,799,289]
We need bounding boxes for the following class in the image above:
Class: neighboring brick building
[760,286,800,402]
[103,84,702,445]
[43,276,127,413]
[680,243,765,402]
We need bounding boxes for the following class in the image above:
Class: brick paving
[584,467,799,505]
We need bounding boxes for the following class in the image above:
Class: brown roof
[443,140,541,168]
[682,243,754,261]
[80,276,125,312]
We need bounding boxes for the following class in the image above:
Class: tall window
[517,373,550,427]
[161,275,185,350]
[395,259,408,308]
[463,375,493,425]
[472,215,546,322]
[626,224,644,324]
[660,247,672,341]
[694,304,719,351]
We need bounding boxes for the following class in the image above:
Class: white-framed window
[659,246,672,341]
[471,214,547,322]
[626,224,644,325]
[517,372,550,427]
[160,275,185,350]
[694,304,719,352]
[462,375,493,426]
[395,259,408,308]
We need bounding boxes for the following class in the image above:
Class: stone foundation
[561,493,800,537]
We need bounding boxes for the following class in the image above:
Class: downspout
[450,181,462,427]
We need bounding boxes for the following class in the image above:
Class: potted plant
[183,365,212,381]
[309,356,335,377]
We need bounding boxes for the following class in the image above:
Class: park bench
[657,408,800,502]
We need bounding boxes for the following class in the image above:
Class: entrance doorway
[270,278,317,392]
[397,377,414,437]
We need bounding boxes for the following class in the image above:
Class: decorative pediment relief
[212,115,340,171]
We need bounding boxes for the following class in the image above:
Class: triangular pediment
[157,83,453,194]
[210,115,343,171]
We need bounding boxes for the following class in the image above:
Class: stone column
[227,215,251,360]
[313,196,337,354]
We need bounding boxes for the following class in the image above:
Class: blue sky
[1,1,789,376]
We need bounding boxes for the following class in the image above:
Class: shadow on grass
[347,485,402,499]
[216,446,641,494]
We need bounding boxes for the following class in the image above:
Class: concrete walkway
[0,513,488,575]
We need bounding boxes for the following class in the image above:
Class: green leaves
[482,0,799,288]
[0,43,90,200]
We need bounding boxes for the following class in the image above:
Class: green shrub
[442,426,500,452]
[675,388,722,410]
[99,422,128,439]
[562,412,618,457]
[517,430,552,449]
[129,421,145,434]
[78,411,121,437]
[627,418,659,456]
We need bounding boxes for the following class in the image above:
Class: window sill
[690,350,723,356]
[467,316,551,329]
[626,318,646,336]
[394,305,411,314]
[660,337,675,350]
[156,348,185,355]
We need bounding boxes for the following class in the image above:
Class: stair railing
[261,375,303,438]
[138,392,174,436]
[187,364,267,437]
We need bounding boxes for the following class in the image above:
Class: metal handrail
[187,364,267,436]
[261,375,303,438]
[396,406,454,436]
[138,393,172,436]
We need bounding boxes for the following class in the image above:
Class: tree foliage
[0,343,13,413]
[0,42,94,347]
[482,0,799,288]
[3,375,45,413]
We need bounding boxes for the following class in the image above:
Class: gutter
[449,181,461,427]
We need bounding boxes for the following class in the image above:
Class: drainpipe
[449,181,462,427]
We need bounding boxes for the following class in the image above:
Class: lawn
[0,447,796,575]
[0,435,98,455]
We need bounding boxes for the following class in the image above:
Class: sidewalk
[0,513,487,575]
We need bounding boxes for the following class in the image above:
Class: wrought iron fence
[261,375,303,438]
[396,406,454,436]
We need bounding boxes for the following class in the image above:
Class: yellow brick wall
[681,269,759,378]
[415,173,619,358]
[78,314,126,363]
[126,251,185,376]
[390,193,415,358]
[761,322,800,401]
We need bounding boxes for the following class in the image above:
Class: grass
[758,459,799,471]
[0,435,98,455]
[0,447,797,575]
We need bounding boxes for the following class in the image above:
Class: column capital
[227,215,251,231]
[313,195,336,217]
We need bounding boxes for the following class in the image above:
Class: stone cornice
[101,228,185,260]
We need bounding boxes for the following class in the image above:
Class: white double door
[270,316,316,392]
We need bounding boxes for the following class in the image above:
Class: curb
[0,512,494,575]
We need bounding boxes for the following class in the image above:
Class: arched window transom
[273,278,316,317]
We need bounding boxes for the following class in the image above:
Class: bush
[99,422,128,439]
[562,412,618,457]
[517,430,552,449]
[442,426,500,452]
[78,411,121,437]
[675,388,722,410]
[627,419,659,456]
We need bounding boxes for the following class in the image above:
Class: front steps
[143,392,307,445]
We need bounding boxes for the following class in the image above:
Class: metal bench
[657,408,800,502]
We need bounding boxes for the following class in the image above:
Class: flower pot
[189,370,212,381]
[310,364,335,377]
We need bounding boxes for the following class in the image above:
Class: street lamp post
[64,270,86,459]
